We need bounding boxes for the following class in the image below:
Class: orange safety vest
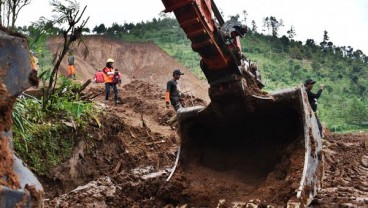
[31,56,39,71]
[103,67,114,83]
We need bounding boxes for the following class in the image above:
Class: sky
[17,0,368,55]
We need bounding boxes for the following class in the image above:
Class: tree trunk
[6,0,10,27]
[11,0,15,29]
[0,0,3,26]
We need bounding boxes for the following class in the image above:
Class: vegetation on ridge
[86,16,368,132]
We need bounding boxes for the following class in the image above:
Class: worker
[30,50,39,71]
[30,50,39,88]
[102,58,118,103]
[304,78,324,133]
[94,69,104,83]
[165,69,185,129]
[113,68,122,86]
[67,50,76,79]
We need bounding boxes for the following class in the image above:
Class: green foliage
[12,80,100,175]
[13,123,74,174]
[345,97,368,126]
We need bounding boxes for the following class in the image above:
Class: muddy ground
[38,79,368,208]
[37,37,368,207]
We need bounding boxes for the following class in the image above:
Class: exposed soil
[46,36,210,103]
[42,80,368,208]
[311,133,368,207]
[22,36,368,207]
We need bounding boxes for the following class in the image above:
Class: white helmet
[106,58,114,63]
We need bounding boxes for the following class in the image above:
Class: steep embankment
[47,35,210,102]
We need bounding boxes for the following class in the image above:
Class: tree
[287,25,296,39]
[262,17,270,35]
[106,22,122,36]
[82,27,90,33]
[263,16,283,37]
[306,39,315,47]
[44,0,89,106]
[242,10,248,24]
[346,97,368,126]
[323,30,329,42]
[320,30,329,49]
[353,49,364,62]
[270,17,283,37]
[2,0,31,29]
[0,0,3,25]
[280,35,289,51]
[92,23,106,34]
[346,46,354,58]
[251,20,257,33]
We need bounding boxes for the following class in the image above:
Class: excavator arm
[162,0,264,101]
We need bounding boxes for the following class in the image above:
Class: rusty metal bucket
[175,86,324,206]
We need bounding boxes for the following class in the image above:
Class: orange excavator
[161,0,324,206]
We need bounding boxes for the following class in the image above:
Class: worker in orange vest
[67,50,76,79]
[30,51,39,71]
[102,58,118,102]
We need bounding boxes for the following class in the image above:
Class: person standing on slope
[67,50,76,79]
[304,78,324,134]
[165,69,185,129]
[103,58,118,103]
[30,50,39,71]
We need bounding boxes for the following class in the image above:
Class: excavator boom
[160,0,323,206]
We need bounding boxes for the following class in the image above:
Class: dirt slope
[47,35,209,102]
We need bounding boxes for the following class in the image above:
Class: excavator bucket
[160,0,324,206]
[0,28,43,207]
[176,87,323,206]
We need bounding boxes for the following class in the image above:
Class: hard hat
[106,58,114,63]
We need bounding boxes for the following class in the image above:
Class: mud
[171,141,305,207]
[41,80,368,207]
[311,133,368,207]
[0,136,20,189]
[36,37,368,207]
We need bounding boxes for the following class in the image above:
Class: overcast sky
[17,0,368,55]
